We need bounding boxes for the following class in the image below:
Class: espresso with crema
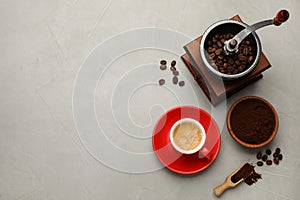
[173,122,203,151]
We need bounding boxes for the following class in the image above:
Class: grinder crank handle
[224,9,289,55]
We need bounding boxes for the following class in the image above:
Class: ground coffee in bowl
[227,96,279,148]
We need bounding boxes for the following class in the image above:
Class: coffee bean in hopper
[205,33,255,75]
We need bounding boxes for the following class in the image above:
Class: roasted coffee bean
[173,70,179,76]
[215,48,222,56]
[170,66,176,71]
[248,56,253,63]
[273,158,279,165]
[275,148,281,154]
[266,149,272,155]
[238,66,244,72]
[273,153,278,158]
[278,154,283,160]
[212,37,217,43]
[160,60,167,65]
[159,79,165,85]
[160,65,167,70]
[266,160,273,165]
[257,161,263,166]
[256,152,262,160]
[171,60,176,67]
[262,155,268,161]
[172,76,178,84]
[239,55,247,62]
[217,41,222,48]
[178,81,185,87]
[243,48,249,55]
[209,53,216,59]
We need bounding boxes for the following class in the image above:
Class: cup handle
[198,147,213,160]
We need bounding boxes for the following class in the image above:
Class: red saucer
[152,106,221,174]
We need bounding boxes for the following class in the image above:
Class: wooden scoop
[213,163,254,197]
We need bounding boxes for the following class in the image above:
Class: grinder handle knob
[273,10,289,26]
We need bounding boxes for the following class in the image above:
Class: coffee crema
[173,122,202,151]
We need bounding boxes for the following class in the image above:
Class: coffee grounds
[231,163,261,186]
[244,171,262,186]
[230,99,276,144]
[231,163,254,183]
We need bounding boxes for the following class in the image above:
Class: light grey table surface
[1,0,300,199]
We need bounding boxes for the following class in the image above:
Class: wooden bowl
[227,96,279,148]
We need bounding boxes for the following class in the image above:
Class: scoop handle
[273,10,289,26]
[214,179,232,197]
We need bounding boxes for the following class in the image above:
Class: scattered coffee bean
[205,33,255,75]
[160,65,167,70]
[171,60,176,67]
[257,161,263,167]
[278,154,283,160]
[256,152,262,160]
[159,79,165,85]
[273,158,279,165]
[178,81,185,87]
[160,60,167,65]
[172,76,178,84]
[158,59,184,88]
[255,147,283,168]
[173,70,179,76]
[266,160,272,165]
[262,155,268,161]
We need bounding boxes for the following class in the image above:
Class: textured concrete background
[1,0,300,199]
